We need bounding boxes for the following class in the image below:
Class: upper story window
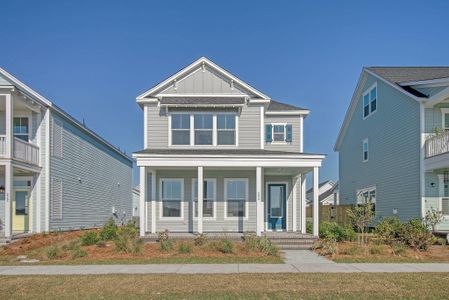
[363,138,369,162]
[217,114,236,145]
[194,114,213,145]
[171,114,190,145]
[265,124,292,144]
[363,84,377,119]
[13,117,29,141]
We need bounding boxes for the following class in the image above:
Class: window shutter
[52,118,63,158]
[51,178,63,220]
[265,124,272,143]
[286,124,292,142]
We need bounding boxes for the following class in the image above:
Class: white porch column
[151,169,156,233]
[292,175,299,232]
[4,162,12,238]
[312,167,319,236]
[139,166,146,237]
[256,166,264,236]
[300,174,307,234]
[197,166,203,234]
[5,93,13,158]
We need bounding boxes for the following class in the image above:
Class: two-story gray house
[133,57,325,237]
[0,67,133,240]
[335,67,449,231]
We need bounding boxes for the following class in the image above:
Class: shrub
[219,239,234,254]
[347,202,375,245]
[256,236,279,256]
[319,222,357,242]
[71,247,87,259]
[114,221,141,254]
[369,244,384,255]
[158,229,170,242]
[62,239,81,251]
[374,216,402,245]
[194,233,208,247]
[424,208,443,232]
[160,240,173,252]
[178,242,192,254]
[243,233,259,251]
[316,238,337,256]
[399,219,434,251]
[99,218,118,241]
[392,243,407,256]
[306,221,313,234]
[46,245,60,260]
[80,231,99,246]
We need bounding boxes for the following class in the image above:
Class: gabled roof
[136,57,270,100]
[367,67,449,85]
[267,99,307,111]
[0,67,133,163]
[306,180,334,194]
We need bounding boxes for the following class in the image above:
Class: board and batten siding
[338,75,422,222]
[264,115,302,152]
[48,112,132,231]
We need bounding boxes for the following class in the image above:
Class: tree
[347,202,375,245]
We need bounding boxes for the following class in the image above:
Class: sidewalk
[0,251,448,275]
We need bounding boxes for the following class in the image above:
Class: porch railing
[0,135,6,157]
[425,131,449,158]
[13,137,39,166]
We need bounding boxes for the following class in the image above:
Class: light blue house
[0,68,133,240]
[335,67,449,231]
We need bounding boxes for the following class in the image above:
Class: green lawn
[334,256,449,263]
[1,273,448,299]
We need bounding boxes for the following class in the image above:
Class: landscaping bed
[0,221,282,265]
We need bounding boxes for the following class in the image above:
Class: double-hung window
[194,114,213,145]
[171,114,190,145]
[265,124,292,143]
[161,179,183,218]
[363,84,377,119]
[192,179,215,218]
[225,178,248,218]
[357,187,376,210]
[13,117,29,142]
[363,139,369,162]
[273,125,285,142]
[217,114,236,145]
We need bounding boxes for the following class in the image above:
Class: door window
[269,185,285,218]
[15,191,28,215]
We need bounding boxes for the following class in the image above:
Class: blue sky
[1,0,449,185]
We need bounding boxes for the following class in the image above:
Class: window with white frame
[192,179,215,218]
[13,117,29,141]
[217,114,236,145]
[265,124,292,143]
[171,114,190,145]
[225,179,248,218]
[442,198,449,215]
[194,114,213,145]
[273,124,285,142]
[363,84,377,118]
[357,187,376,205]
[441,108,449,131]
[363,139,369,162]
[161,179,183,218]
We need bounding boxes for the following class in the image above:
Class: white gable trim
[334,68,426,151]
[136,57,270,100]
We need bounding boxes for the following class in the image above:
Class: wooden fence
[306,204,354,226]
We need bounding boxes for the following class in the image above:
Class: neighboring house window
[217,114,236,145]
[362,139,369,162]
[265,124,292,143]
[192,179,216,218]
[160,179,183,218]
[52,118,63,158]
[441,197,449,215]
[194,114,213,145]
[441,108,449,131]
[13,117,29,141]
[357,187,376,210]
[225,178,248,218]
[363,84,377,118]
[171,114,190,145]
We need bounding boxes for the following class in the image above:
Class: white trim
[299,116,304,152]
[256,166,264,235]
[271,123,288,144]
[159,94,248,98]
[159,178,184,221]
[224,178,249,220]
[151,170,156,233]
[362,138,369,162]
[312,167,319,237]
[136,57,270,100]
[292,176,298,232]
[139,167,146,237]
[265,110,310,116]
[420,103,426,218]
[191,178,217,220]
[12,114,32,143]
[212,115,217,146]
[362,82,377,120]
[300,174,306,234]
[260,106,264,149]
[265,181,289,231]
[44,109,50,232]
[197,166,203,233]
[35,111,42,233]
[400,77,449,87]
[143,105,148,148]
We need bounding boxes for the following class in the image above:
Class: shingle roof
[306,180,333,194]
[134,148,322,156]
[267,99,307,111]
[367,67,449,85]
[160,97,245,105]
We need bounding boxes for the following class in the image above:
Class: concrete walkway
[0,251,448,275]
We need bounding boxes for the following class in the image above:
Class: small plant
[71,247,87,259]
[340,244,362,256]
[160,240,173,252]
[178,242,192,254]
[256,236,279,256]
[347,202,375,245]
[306,221,313,234]
[317,238,337,256]
[80,231,100,246]
[46,245,60,260]
[374,216,402,245]
[424,208,443,232]
[319,222,357,242]
[158,229,170,242]
[194,233,208,246]
[131,238,144,254]
[369,244,384,255]
[219,239,234,254]
[62,239,81,251]
[99,218,118,241]
[114,222,140,253]
[243,232,258,251]
[399,219,434,251]
[392,243,407,256]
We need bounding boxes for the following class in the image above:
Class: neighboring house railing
[425,131,449,158]
[13,137,39,166]
[0,135,6,156]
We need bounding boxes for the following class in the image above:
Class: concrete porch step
[277,244,314,250]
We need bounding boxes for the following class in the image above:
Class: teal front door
[267,183,286,230]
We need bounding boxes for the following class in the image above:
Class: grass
[334,256,449,263]
[0,273,448,299]
[0,255,283,266]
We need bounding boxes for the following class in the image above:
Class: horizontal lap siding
[339,75,421,222]
[146,104,168,148]
[264,116,301,152]
[49,112,133,231]
[239,105,261,149]
[424,172,449,230]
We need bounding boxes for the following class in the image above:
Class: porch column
[256,166,264,236]
[197,166,203,234]
[300,174,307,234]
[312,167,319,236]
[4,162,12,238]
[151,169,156,234]
[5,93,13,158]
[139,166,146,237]
[292,175,299,232]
